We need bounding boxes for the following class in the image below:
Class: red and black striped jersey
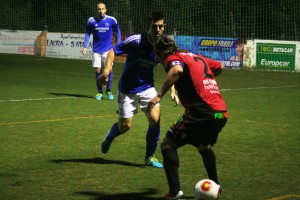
[163,52,227,114]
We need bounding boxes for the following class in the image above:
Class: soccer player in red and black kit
[147,35,228,200]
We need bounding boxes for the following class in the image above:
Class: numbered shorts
[166,112,228,147]
[117,87,160,118]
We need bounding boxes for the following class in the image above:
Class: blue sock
[145,126,160,159]
[106,71,113,90]
[106,122,122,140]
[95,72,102,93]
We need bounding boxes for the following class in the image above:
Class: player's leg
[161,114,194,199]
[101,117,132,154]
[95,67,103,98]
[161,135,184,199]
[94,53,103,100]
[198,145,219,184]
[101,52,114,100]
[141,88,162,168]
[197,117,227,185]
[144,105,162,168]
[101,92,137,153]
[106,71,114,100]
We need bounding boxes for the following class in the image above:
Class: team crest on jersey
[105,23,109,27]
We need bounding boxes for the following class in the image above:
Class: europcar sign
[256,43,296,71]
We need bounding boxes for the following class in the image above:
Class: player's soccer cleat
[101,137,112,154]
[106,92,114,100]
[95,93,103,100]
[145,156,163,168]
[164,190,185,200]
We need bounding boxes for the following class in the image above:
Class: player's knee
[197,144,212,153]
[160,137,168,150]
[149,121,160,129]
[118,123,131,134]
[161,142,179,167]
[160,136,176,150]
[146,107,160,125]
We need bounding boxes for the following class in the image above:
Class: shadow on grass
[50,157,145,168]
[48,92,94,99]
[75,189,194,200]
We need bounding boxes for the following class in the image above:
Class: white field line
[219,85,299,91]
[0,85,299,103]
[0,96,77,103]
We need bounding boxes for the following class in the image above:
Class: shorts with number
[92,51,111,68]
[117,87,160,118]
[166,112,228,147]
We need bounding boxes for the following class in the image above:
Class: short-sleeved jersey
[113,33,157,94]
[83,15,121,53]
[163,52,227,114]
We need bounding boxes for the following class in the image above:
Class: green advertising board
[256,43,296,71]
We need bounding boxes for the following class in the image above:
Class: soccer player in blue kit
[82,2,121,100]
[98,12,178,168]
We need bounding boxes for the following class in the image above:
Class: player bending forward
[148,35,228,199]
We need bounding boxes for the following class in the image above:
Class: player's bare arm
[147,65,182,113]
[170,85,180,106]
[204,57,224,77]
[159,64,182,97]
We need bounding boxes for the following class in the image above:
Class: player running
[98,12,178,168]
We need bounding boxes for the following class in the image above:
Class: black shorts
[166,112,228,148]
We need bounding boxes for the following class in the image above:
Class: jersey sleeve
[113,42,126,55]
[112,20,121,44]
[83,17,93,48]
[113,34,139,55]
[164,55,184,72]
[203,56,224,76]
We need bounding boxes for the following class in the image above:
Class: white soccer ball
[194,179,221,200]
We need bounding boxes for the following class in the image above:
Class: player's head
[97,3,107,17]
[154,35,181,63]
[236,39,246,56]
[147,12,166,42]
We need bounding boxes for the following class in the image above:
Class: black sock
[161,148,180,195]
[106,89,111,93]
[200,148,219,184]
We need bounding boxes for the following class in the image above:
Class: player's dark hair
[149,11,164,22]
[154,35,181,56]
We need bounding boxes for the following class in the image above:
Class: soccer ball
[194,179,221,200]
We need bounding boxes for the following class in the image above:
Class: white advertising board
[46,32,93,60]
[0,29,41,55]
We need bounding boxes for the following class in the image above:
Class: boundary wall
[1,30,299,72]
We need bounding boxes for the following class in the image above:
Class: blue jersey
[83,15,121,53]
[114,33,158,94]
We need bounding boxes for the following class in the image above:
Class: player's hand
[97,74,109,86]
[171,94,180,106]
[82,48,87,56]
[147,95,161,114]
